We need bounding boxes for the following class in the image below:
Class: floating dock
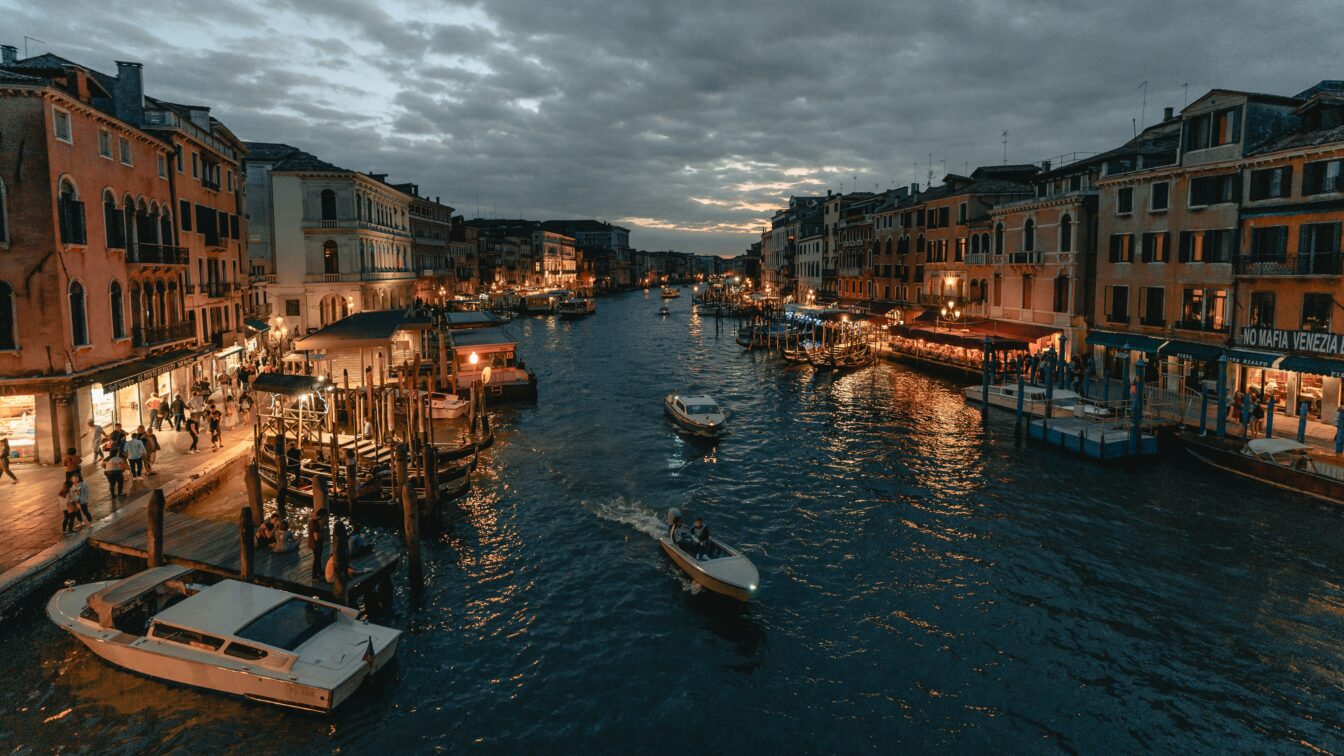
[1027,417,1157,460]
[87,510,399,606]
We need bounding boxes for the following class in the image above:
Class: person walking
[143,428,160,476]
[124,432,146,481]
[185,413,201,454]
[171,394,187,431]
[308,509,329,581]
[88,420,106,462]
[208,408,223,451]
[60,482,79,535]
[73,473,92,524]
[61,447,81,483]
[0,437,16,484]
[102,452,127,498]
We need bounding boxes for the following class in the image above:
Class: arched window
[0,177,7,244]
[1023,219,1035,251]
[994,223,1005,254]
[320,189,337,221]
[0,280,14,350]
[58,178,86,245]
[160,212,173,248]
[916,234,925,254]
[970,235,980,256]
[981,279,990,303]
[1060,214,1073,252]
[69,280,88,346]
[323,240,339,274]
[102,190,123,249]
[110,280,125,339]
[156,281,167,326]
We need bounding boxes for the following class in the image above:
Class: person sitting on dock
[255,515,277,547]
[272,520,298,553]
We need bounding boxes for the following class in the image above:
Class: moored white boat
[47,566,401,713]
[664,393,726,437]
[428,391,468,419]
[962,383,1080,418]
[658,509,758,601]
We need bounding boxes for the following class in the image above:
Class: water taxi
[660,286,680,299]
[664,393,726,437]
[962,383,1081,418]
[659,509,758,601]
[46,566,401,713]
[1185,436,1344,505]
[558,297,596,319]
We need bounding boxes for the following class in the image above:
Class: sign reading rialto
[1240,327,1344,356]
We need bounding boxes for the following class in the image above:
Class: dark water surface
[3,290,1344,753]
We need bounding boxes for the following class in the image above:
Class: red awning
[891,325,1030,351]
[966,319,1060,342]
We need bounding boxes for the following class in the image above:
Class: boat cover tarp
[1246,438,1311,455]
[449,327,517,349]
[87,565,192,628]
[891,325,1028,351]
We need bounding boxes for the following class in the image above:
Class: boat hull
[658,538,754,602]
[663,400,724,438]
[1184,435,1344,505]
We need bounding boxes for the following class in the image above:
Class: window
[1249,226,1289,261]
[175,147,183,173]
[109,281,125,339]
[157,154,167,179]
[1299,223,1341,273]
[1140,286,1165,326]
[98,129,111,158]
[1304,159,1344,195]
[103,193,124,249]
[1105,285,1129,323]
[1184,107,1241,152]
[323,240,339,274]
[1023,219,1035,251]
[1048,273,1069,312]
[992,274,1002,306]
[1108,233,1133,263]
[69,280,88,346]
[57,180,86,246]
[1248,291,1275,328]
[118,138,132,166]
[285,299,301,316]
[1150,182,1170,211]
[236,598,338,651]
[1180,288,1228,331]
[994,224,1004,254]
[223,642,268,661]
[1189,174,1238,207]
[1021,274,1033,309]
[1302,293,1334,332]
[227,170,234,192]
[1178,229,1232,263]
[1249,166,1292,200]
[179,199,191,231]
[957,203,967,224]
[1117,187,1134,214]
[1141,232,1169,263]
[191,151,199,178]
[0,280,14,350]
[1059,214,1073,252]
[939,207,949,227]
[53,108,72,143]
[320,189,337,221]
[152,623,224,651]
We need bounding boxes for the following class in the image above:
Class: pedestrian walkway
[0,425,255,575]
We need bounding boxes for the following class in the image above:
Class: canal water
[3,289,1344,753]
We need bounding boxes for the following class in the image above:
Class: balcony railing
[1235,253,1342,276]
[1139,316,1167,327]
[133,321,195,347]
[1008,251,1042,265]
[250,274,277,285]
[201,281,230,298]
[1176,319,1228,333]
[202,177,221,191]
[1106,313,1130,324]
[127,243,188,265]
[918,292,954,306]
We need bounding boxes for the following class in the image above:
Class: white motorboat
[659,509,758,601]
[664,393,726,437]
[558,297,596,319]
[962,383,1080,418]
[660,286,680,299]
[47,566,401,713]
[428,392,468,419]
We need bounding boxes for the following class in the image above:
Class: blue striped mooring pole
[1298,401,1309,443]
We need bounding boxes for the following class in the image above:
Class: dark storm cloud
[4,0,1342,252]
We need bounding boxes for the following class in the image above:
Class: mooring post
[980,336,991,419]
[425,436,440,529]
[147,489,165,568]
[275,434,289,519]
[1015,358,1026,434]
[239,507,255,582]
[399,449,423,591]
[1298,401,1309,444]
[1265,396,1277,438]
[1216,356,1228,438]
[245,460,263,524]
[1199,386,1209,435]
[345,450,358,513]
[332,519,349,605]
[313,475,329,518]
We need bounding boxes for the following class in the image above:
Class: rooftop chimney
[1163,106,1174,121]
[1,45,16,66]
[114,61,144,125]
[910,182,920,194]
[1040,159,1052,172]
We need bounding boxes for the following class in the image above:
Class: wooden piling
[342,369,352,427]
[398,445,423,589]
[147,489,165,568]
[275,434,289,518]
[313,475,329,516]
[245,460,263,524]
[239,507,255,582]
[425,440,440,527]
[332,520,349,604]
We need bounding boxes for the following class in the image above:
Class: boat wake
[582,495,665,540]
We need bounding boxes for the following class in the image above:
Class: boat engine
[667,508,682,526]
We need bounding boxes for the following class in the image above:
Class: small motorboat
[47,566,401,713]
[1186,435,1344,505]
[962,383,1081,418]
[658,306,671,317]
[660,286,680,299]
[659,509,758,601]
[664,392,726,438]
[428,392,469,419]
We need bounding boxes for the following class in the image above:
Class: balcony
[250,274,277,285]
[1008,251,1042,265]
[1235,253,1342,276]
[1176,319,1228,333]
[133,321,195,347]
[127,243,188,266]
[200,281,230,299]
[918,292,954,306]
[964,253,990,265]
[202,177,221,192]
[204,235,227,252]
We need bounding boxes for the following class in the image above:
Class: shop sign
[1240,327,1344,356]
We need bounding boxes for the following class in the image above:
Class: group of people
[669,513,713,560]
[1231,389,1270,435]
[254,508,370,585]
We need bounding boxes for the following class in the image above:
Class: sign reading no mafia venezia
[1240,327,1344,356]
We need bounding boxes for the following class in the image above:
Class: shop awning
[1158,339,1224,362]
[969,319,1060,342]
[88,348,202,393]
[214,345,243,359]
[1278,353,1344,378]
[244,319,270,334]
[250,373,325,397]
[1085,330,1165,353]
[292,310,432,351]
[891,325,1029,351]
[1223,348,1284,368]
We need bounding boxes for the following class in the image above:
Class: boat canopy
[1246,438,1311,456]
[87,565,193,629]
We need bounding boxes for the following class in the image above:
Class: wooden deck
[87,511,399,606]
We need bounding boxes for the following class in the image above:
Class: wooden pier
[86,509,399,608]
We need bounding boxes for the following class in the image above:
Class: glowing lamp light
[468,352,479,366]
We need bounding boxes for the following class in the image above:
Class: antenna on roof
[927,153,933,187]
[1001,131,1008,165]
[23,36,45,58]
[1139,80,1149,126]
[1182,82,1189,107]
[1132,117,1138,137]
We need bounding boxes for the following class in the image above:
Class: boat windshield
[687,404,720,415]
[235,598,339,651]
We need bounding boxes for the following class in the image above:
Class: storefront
[1084,330,1165,383]
[85,348,205,430]
[0,393,37,461]
[1225,326,1344,423]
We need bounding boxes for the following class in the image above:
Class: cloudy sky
[6,1,1342,254]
